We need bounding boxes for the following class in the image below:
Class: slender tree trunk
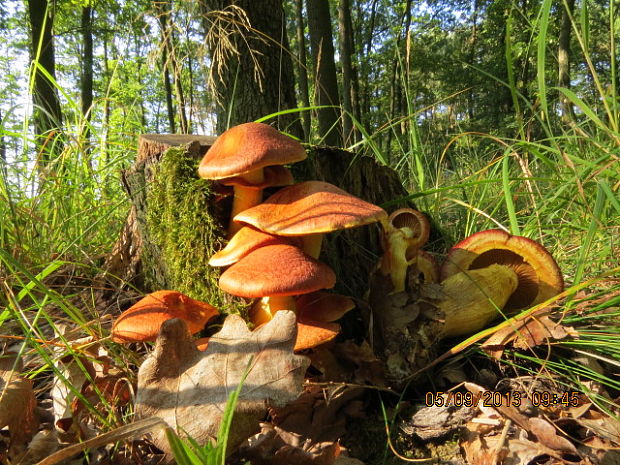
[27,0,63,162]
[306,0,342,146]
[360,0,378,132]
[200,0,302,136]
[156,0,188,133]
[81,5,94,152]
[558,0,575,122]
[295,0,311,140]
[338,0,355,144]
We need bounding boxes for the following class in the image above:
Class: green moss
[143,144,244,314]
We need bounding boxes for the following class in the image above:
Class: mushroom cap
[387,208,430,252]
[219,244,336,298]
[219,166,294,189]
[440,229,564,310]
[208,225,293,267]
[234,181,388,235]
[294,318,340,352]
[198,122,306,179]
[296,291,355,322]
[111,290,219,343]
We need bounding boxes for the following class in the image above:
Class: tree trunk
[162,50,176,133]
[81,6,93,124]
[558,0,576,122]
[107,134,414,304]
[338,0,355,145]
[295,0,311,140]
[306,0,342,146]
[200,0,302,136]
[28,0,63,162]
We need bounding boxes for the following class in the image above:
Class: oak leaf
[0,353,39,458]
[135,311,309,455]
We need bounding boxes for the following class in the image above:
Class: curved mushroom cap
[234,181,388,235]
[198,122,306,180]
[208,226,292,267]
[111,290,219,343]
[440,229,564,310]
[387,208,430,252]
[294,318,340,352]
[219,244,336,298]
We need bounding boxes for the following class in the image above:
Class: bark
[338,0,356,144]
[28,0,63,161]
[81,6,93,123]
[157,1,186,133]
[107,134,415,302]
[306,0,342,146]
[295,0,311,140]
[558,0,576,122]
[200,0,302,136]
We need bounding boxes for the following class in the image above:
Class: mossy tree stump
[108,134,414,316]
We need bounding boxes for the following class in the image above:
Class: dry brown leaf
[577,410,620,446]
[481,313,577,359]
[528,417,578,454]
[0,353,39,457]
[135,311,309,455]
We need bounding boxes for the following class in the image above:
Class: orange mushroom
[234,180,387,258]
[198,122,306,236]
[437,230,564,337]
[208,225,294,267]
[219,243,336,324]
[111,290,219,343]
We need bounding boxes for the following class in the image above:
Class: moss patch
[143,144,243,314]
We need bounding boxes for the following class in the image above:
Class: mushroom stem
[250,295,297,326]
[439,264,519,338]
[302,233,324,259]
[228,170,265,237]
[381,228,414,293]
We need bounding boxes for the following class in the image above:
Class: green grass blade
[502,154,520,235]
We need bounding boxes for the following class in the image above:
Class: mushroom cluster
[379,220,564,338]
[201,123,388,351]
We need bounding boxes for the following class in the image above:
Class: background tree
[28,0,63,161]
[306,0,341,146]
[200,0,302,136]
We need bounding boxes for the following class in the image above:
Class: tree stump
[107,135,414,314]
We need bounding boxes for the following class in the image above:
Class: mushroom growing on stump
[380,208,431,292]
[438,229,564,337]
[234,180,388,259]
[218,243,337,325]
[111,290,219,343]
[198,122,307,236]
[208,225,297,268]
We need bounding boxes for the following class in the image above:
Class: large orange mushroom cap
[111,290,219,343]
[198,122,306,180]
[219,244,336,298]
[234,181,387,235]
[208,225,294,268]
[440,229,564,310]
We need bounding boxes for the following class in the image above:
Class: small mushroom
[296,291,355,322]
[380,208,431,292]
[234,180,387,258]
[198,122,306,236]
[438,229,564,337]
[111,290,219,343]
[218,243,336,324]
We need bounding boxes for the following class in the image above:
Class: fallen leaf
[481,313,576,359]
[0,352,39,458]
[135,311,309,455]
[528,417,579,454]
